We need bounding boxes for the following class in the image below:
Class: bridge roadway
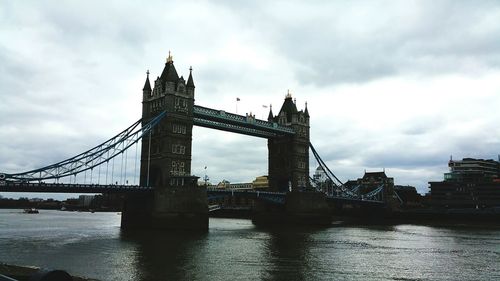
[0,182,152,194]
[0,182,385,207]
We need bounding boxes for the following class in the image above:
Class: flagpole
[262,104,268,119]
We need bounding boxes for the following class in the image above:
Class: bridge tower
[122,54,207,230]
[267,92,310,192]
[140,53,195,187]
[255,93,330,225]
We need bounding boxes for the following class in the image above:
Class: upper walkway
[193,105,295,138]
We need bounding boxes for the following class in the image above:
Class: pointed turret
[187,66,195,88]
[278,90,298,123]
[160,51,179,82]
[142,70,152,120]
[143,70,152,92]
[304,102,309,117]
[267,105,274,122]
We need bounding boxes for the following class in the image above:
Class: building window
[178,84,185,93]
[150,98,165,113]
[296,146,307,154]
[172,144,186,155]
[172,124,187,134]
[170,161,185,175]
[175,97,188,113]
[171,161,177,175]
[179,162,185,174]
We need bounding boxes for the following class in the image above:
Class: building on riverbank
[429,157,500,208]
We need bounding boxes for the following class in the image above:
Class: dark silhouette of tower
[267,92,310,192]
[140,53,195,187]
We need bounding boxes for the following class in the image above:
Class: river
[0,209,498,280]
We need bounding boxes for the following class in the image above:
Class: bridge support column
[252,191,331,226]
[151,185,208,230]
[121,178,208,231]
[121,193,154,230]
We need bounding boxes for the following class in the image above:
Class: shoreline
[209,207,500,227]
[0,263,98,281]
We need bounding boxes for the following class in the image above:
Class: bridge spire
[267,104,274,121]
[160,51,179,82]
[187,66,195,88]
[304,101,309,117]
[142,69,152,92]
[167,50,173,63]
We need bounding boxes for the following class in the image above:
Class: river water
[0,209,498,281]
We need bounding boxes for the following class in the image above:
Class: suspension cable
[124,147,128,185]
[146,130,152,187]
[97,163,101,185]
[105,150,110,185]
[111,157,115,185]
[4,111,167,182]
[134,141,138,185]
[120,148,124,185]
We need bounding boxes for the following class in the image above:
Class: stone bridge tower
[140,53,196,187]
[267,92,310,192]
[122,54,207,230]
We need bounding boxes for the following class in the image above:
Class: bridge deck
[1,182,385,206]
[0,182,152,193]
[326,196,386,207]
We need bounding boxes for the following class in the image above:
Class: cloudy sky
[1,0,500,198]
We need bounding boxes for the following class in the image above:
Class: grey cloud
[216,1,500,85]
[402,116,444,136]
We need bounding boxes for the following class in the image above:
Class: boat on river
[23,208,39,214]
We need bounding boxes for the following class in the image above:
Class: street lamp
[204,166,209,187]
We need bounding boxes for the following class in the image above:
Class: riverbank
[209,206,500,227]
[0,263,98,281]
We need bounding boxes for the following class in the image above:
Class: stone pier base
[152,186,208,230]
[121,193,154,230]
[252,191,331,226]
[121,187,208,231]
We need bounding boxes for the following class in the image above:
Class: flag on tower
[236,97,240,101]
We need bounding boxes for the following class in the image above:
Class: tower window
[175,97,188,113]
[170,161,186,175]
[172,144,186,155]
[173,124,187,134]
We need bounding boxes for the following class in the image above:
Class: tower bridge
[0,55,389,229]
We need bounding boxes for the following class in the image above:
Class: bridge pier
[252,191,331,226]
[151,185,208,230]
[121,192,154,229]
[121,177,208,231]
